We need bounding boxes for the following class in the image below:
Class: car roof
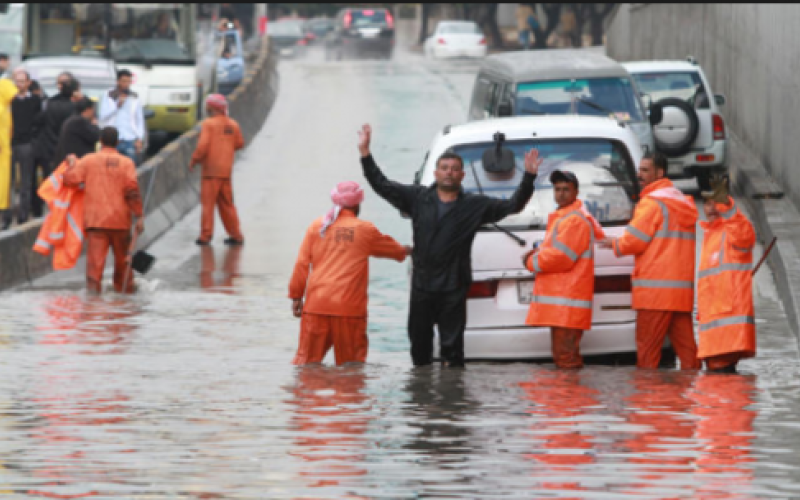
[622,60,701,73]
[480,48,630,82]
[22,56,114,69]
[438,20,478,26]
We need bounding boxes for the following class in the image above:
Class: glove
[702,174,730,205]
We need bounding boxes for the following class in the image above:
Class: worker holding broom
[697,175,758,373]
[63,126,143,294]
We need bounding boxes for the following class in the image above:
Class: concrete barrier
[0,37,279,291]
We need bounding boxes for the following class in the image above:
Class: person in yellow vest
[697,175,757,373]
[0,79,18,227]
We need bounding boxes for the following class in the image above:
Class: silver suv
[623,57,728,191]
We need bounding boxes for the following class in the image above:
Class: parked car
[325,7,395,61]
[269,21,308,59]
[413,115,651,361]
[423,20,487,59]
[20,55,116,102]
[303,17,334,45]
[623,58,728,190]
[468,49,655,155]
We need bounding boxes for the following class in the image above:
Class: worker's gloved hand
[135,219,144,235]
[292,299,303,318]
[598,237,614,249]
[702,174,730,205]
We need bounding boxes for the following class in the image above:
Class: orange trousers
[293,313,368,366]
[636,310,700,370]
[551,327,583,369]
[86,229,134,294]
[200,177,243,242]
[705,352,744,371]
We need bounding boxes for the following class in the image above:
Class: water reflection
[199,246,242,292]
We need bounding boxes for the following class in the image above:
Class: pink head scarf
[320,181,364,236]
[206,93,228,115]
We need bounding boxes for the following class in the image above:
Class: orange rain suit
[190,114,245,242]
[63,147,143,293]
[33,161,85,270]
[612,178,700,369]
[288,210,407,365]
[524,200,605,369]
[697,197,756,371]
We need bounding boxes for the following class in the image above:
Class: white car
[623,58,728,191]
[413,115,646,361]
[423,20,487,59]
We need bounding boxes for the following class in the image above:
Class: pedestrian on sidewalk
[6,69,43,227]
[516,4,535,49]
[697,176,757,373]
[63,127,144,294]
[53,97,100,168]
[98,69,145,165]
[190,93,245,246]
[358,124,541,368]
[523,170,605,369]
[599,152,700,370]
[288,181,410,366]
[0,78,18,230]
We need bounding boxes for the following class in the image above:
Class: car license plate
[517,280,535,304]
[360,28,380,38]
[280,48,293,56]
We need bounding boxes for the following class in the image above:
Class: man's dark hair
[436,152,464,170]
[100,126,119,147]
[0,53,8,61]
[643,150,668,173]
[29,80,41,93]
[117,69,133,80]
[76,97,95,114]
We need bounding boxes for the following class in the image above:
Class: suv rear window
[452,139,638,230]
[630,71,710,109]
[516,78,644,122]
[350,9,387,27]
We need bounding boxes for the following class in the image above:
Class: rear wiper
[467,160,527,247]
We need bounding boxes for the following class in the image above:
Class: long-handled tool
[121,165,160,293]
[752,236,777,276]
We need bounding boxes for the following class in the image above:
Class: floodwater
[3,39,800,498]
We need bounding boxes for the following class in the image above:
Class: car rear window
[630,71,710,109]
[516,78,644,123]
[451,138,638,230]
[439,23,481,34]
[351,9,387,26]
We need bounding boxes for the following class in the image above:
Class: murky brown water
[4,42,800,498]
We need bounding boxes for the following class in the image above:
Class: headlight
[170,92,192,103]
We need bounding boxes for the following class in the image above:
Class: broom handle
[752,237,777,276]
[122,163,160,293]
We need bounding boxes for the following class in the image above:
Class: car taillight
[594,275,632,293]
[363,9,374,15]
[297,39,307,46]
[712,113,725,140]
[306,33,316,40]
[386,11,394,28]
[467,280,498,299]
[344,11,352,28]
[437,37,446,45]
[479,37,486,45]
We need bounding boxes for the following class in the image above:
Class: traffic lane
[3,47,800,497]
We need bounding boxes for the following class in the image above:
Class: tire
[651,97,700,158]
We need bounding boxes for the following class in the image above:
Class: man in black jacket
[357,124,541,367]
[53,97,100,168]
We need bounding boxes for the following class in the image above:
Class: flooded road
[3,46,800,498]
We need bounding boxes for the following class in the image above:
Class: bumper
[435,321,637,360]
[667,139,729,176]
[146,104,198,134]
[343,37,393,53]
[432,46,487,59]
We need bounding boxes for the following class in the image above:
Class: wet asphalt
[1,44,800,499]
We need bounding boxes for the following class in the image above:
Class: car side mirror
[143,108,156,120]
[714,94,726,106]
[497,99,513,117]
[648,103,663,126]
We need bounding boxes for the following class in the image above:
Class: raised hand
[357,124,372,157]
[524,148,544,175]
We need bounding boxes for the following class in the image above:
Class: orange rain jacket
[63,146,143,230]
[613,178,698,312]
[525,200,606,330]
[288,210,407,318]
[697,197,756,360]
[191,115,245,179]
[33,161,85,270]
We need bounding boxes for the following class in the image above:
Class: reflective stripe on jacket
[33,161,85,270]
[613,178,698,312]
[525,200,606,330]
[697,197,756,360]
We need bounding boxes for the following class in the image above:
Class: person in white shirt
[98,69,145,165]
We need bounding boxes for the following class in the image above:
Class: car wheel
[651,97,700,158]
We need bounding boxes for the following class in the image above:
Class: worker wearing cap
[289,181,411,365]
[697,175,757,373]
[599,152,700,370]
[190,93,245,246]
[523,170,605,369]
[63,127,143,294]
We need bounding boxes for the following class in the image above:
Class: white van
[414,115,644,361]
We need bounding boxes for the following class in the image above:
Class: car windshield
[351,10,387,27]
[452,139,638,230]
[630,71,710,109]
[515,78,645,122]
[270,23,304,37]
[108,7,192,63]
[439,23,481,34]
